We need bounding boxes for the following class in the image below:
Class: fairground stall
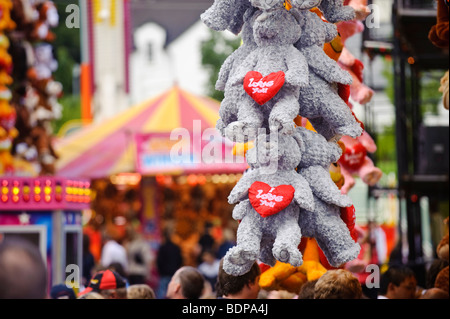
[0,176,91,291]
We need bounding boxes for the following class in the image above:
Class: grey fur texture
[225,7,309,142]
[294,126,360,267]
[200,0,252,35]
[216,7,260,135]
[295,126,353,207]
[293,8,352,85]
[298,196,361,267]
[292,7,361,140]
[298,73,363,140]
[319,0,356,23]
[223,133,314,276]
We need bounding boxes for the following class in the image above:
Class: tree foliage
[200,29,241,101]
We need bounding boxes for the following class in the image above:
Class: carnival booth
[0,176,91,290]
[54,86,248,266]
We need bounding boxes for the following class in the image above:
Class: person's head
[298,279,318,299]
[314,269,362,299]
[216,259,261,299]
[166,266,205,299]
[108,262,127,280]
[77,292,104,299]
[419,288,449,299]
[50,284,77,299]
[0,237,47,299]
[201,250,217,264]
[127,284,156,299]
[79,269,127,299]
[379,265,417,299]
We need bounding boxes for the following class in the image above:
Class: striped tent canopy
[54,86,246,179]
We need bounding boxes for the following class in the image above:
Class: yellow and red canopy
[54,86,246,179]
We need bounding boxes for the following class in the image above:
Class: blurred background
[0,0,448,297]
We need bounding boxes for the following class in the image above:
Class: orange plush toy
[429,0,449,49]
[434,217,449,294]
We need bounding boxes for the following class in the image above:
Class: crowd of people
[0,226,448,300]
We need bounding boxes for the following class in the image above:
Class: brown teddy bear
[434,217,449,294]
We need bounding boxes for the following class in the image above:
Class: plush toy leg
[271,205,303,267]
[223,208,262,276]
[217,90,241,135]
[297,238,328,281]
[299,74,363,139]
[301,46,353,85]
[259,236,276,267]
[299,197,361,267]
[225,97,264,142]
[269,88,300,135]
[359,157,383,186]
[300,166,353,207]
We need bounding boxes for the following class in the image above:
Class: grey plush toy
[292,8,352,85]
[299,197,361,267]
[294,126,361,267]
[295,126,352,207]
[215,7,260,136]
[290,6,361,141]
[200,0,252,35]
[225,4,309,142]
[223,133,314,276]
[298,73,363,141]
[319,0,355,23]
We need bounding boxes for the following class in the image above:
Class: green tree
[201,29,242,101]
[51,1,82,134]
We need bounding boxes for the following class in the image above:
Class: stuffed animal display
[3,0,61,176]
[0,2,16,175]
[202,0,363,276]
[434,217,449,294]
[429,0,449,111]
[323,0,382,194]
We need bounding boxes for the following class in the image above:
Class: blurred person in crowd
[78,269,127,299]
[166,266,205,299]
[198,249,220,291]
[50,284,77,299]
[216,227,236,259]
[297,279,318,299]
[215,259,261,299]
[314,269,362,299]
[377,265,417,299]
[267,290,297,299]
[425,258,449,289]
[108,262,129,285]
[198,222,215,258]
[100,232,128,273]
[77,292,104,299]
[125,227,154,285]
[127,284,156,299]
[419,287,449,299]
[0,237,47,299]
[156,228,183,299]
[82,234,96,287]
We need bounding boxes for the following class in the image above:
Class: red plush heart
[249,181,295,218]
[339,142,367,171]
[244,71,285,105]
